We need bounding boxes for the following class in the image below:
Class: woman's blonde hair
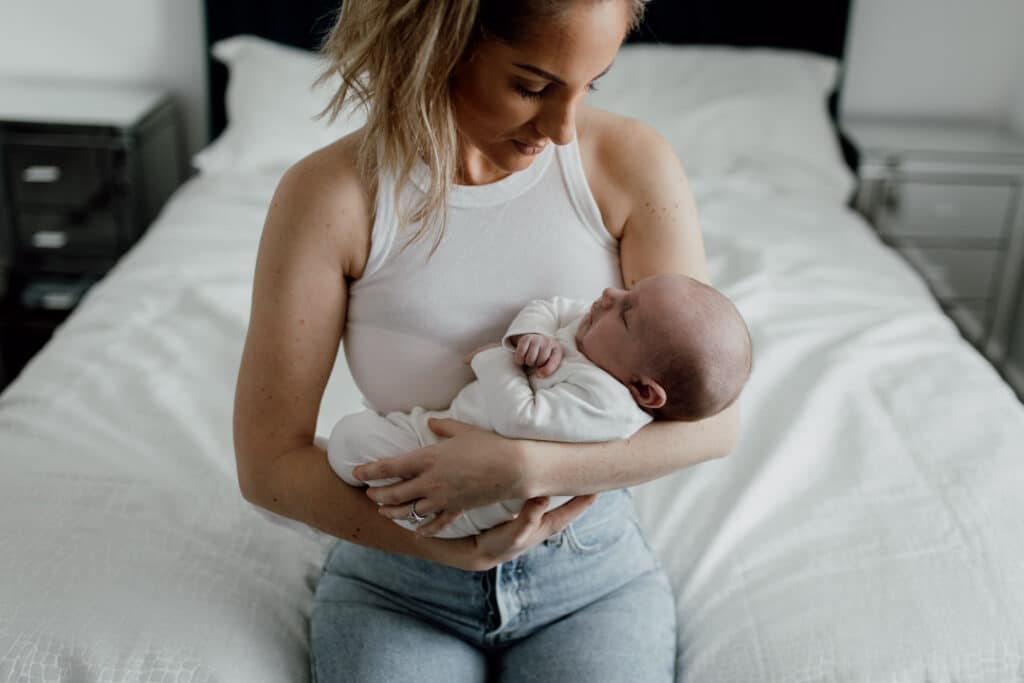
[316,0,646,254]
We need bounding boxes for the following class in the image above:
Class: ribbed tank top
[344,136,622,415]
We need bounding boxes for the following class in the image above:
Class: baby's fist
[514,333,564,377]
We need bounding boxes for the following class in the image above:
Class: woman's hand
[443,495,597,572]
[352,418,528,530]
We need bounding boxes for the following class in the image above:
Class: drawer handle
[21,165,62,183]
[31,230,69,249]
[40,291,77,310]
[930,201,957,219]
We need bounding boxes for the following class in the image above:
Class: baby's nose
[601,288,623,305]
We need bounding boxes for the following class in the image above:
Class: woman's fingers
[376,497,442,520]
[375,500,462,538]
[415,509,463,537]
[541,494,597,534]
[520,496,550,523]
[427,417,478,439]
[352,453,423,483]
[364,478,426,506]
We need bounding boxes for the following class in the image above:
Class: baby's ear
[629,378,667,410]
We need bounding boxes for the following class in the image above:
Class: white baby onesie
[328,296,653,538]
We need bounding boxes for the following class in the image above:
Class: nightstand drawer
[877,180,1015,242]
[5,144,116,208]
[15,210,119,256]
[896,245,999,300]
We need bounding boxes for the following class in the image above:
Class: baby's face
[575,279,659,385]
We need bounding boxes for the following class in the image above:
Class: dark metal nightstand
[0,80,185,390]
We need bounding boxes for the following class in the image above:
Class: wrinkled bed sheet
[1,167,1022,681]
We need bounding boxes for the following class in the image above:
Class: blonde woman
[233,1,741,680]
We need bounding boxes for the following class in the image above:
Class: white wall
[0,0,1022,159]
[0,0,207,161]
[840,0,1024,126]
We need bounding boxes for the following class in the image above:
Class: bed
[2,1,1024,680]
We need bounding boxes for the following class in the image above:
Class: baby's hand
[514,333,563,378]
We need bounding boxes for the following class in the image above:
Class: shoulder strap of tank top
[557,136,617,251]
[359,169,400,283]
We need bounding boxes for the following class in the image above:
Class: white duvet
[2,157,1023,681]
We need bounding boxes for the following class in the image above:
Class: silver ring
[406,500,427,524]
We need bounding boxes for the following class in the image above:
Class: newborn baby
[328,272,752,537]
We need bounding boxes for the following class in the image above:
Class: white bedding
[3,161,1023,681]
[2,42,1024,682]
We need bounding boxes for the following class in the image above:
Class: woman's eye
[515,85,546,100]
[516,82,599,101]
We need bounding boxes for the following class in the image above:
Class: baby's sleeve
[470,349,652,442]
[502,297,589,350]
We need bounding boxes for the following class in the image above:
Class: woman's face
[450,1,631,184]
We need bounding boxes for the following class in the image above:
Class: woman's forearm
[241,443,462,565]
[518,401,740,498]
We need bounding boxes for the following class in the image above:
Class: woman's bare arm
[233,143,423,548]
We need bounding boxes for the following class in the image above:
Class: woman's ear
[628,378,667,410]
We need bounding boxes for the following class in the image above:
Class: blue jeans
[309,489,677,682]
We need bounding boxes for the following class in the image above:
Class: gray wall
[0,0,207,160]
[1,0,1022,161]
[841,0,1024,128]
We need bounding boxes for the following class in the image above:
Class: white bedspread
[2,165,1023,681]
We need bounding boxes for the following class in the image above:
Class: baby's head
[575,273,752,421]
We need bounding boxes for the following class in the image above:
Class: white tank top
[344,136,622,415]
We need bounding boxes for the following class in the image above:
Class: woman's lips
[513,140,546,156]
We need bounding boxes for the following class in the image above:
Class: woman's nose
[538,100,575,146]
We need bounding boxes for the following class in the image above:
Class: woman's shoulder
[576,106,684,239]
[272,129,373,278]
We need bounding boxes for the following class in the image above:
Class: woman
[233,0,741,680]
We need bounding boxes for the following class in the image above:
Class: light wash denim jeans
[309,489,677,682]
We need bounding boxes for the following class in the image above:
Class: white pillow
[197,38,854,202]
[193,35,365,173]
[587,45,855,202]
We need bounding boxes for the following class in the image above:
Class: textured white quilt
[2,162,1023,681]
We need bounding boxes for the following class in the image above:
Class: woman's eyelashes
[515,84,545,100]
[514,81,599,101]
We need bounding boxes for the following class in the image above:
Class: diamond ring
[407,500,427,524]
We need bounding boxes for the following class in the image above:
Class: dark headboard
[203,0,856,168]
